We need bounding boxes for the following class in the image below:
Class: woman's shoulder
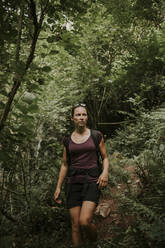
[90,129,103,144]
[91,129,103,135]
[62,134,71,147]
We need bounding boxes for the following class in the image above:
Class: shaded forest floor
[60,162,139,248]
[1,160,139,248]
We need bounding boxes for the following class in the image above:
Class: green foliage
[1,0,165,247]
[133,0,165,24]
[108,103,165,248]
[39,0,165,134]
[107,114,153,157]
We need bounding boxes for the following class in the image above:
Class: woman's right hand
[54,188,62,204]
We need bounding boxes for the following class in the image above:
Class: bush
[105,106,165,248]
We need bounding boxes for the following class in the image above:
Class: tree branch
[25,0,45,70]
[1,186,24,196]
[29,0,39,28]
[0,0,47,132]
[15,6,24,64]
[21,158,30,207]
[0,209,17,223]
[0,5,24,131]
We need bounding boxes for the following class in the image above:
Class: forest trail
[94,162,140,242]
[61,159,140,247]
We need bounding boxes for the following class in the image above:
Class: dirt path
[94,163,140,242]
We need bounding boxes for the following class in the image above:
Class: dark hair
[71,103,87,117]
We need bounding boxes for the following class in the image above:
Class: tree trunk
[0,0,46,132]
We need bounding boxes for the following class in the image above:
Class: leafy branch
[0,0,49,132]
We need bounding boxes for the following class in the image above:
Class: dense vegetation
[0,0,165,247]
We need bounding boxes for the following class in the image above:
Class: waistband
[68,166,99,178]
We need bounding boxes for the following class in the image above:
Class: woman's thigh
[79,201,96,224]
[69,206,81,226]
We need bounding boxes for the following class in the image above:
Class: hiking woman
[54,104,109,247]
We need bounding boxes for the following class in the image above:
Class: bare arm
[97,137,109,188]
[54,146,68,202]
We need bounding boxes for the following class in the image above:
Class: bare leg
[79,201,97,242]
[69,206,82,247]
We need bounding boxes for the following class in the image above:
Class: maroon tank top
[64,130,102,183]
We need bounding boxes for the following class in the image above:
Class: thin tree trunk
[0,4,24,131]
[0,0,46,132]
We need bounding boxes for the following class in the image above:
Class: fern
[150,102,165,121]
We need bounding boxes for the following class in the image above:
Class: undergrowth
[1,109,165,248]
[106,109,165,248]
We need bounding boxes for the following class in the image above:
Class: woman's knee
[79,217,90,227]
[71,219,80,232]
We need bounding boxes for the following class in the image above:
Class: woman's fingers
[97,176,108,188]
[54,192,58,200]
[54,188,61,201]
[56,199,62,204]
[54,192,62,204]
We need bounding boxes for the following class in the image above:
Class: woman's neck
[75,126,88,134]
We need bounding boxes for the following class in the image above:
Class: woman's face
[71,106,88,128]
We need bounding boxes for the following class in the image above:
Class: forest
[0,0,165,247]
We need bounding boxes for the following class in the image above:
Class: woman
[54,104,109,247]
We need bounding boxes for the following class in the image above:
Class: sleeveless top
[63,131,102,184]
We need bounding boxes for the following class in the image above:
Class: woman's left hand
[97,171,109,189]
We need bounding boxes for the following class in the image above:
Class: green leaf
[49,50,59,55]
[41,66,52,72]
[16,103,28,114]
[0,150,10,162]
[23,92,36,104]
[0,89,8,97]
[28,103,39,113]
[47,36,57,43]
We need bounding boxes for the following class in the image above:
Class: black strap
[63,136,71,166]
[91,129,103,173]
[91,129,100,152]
